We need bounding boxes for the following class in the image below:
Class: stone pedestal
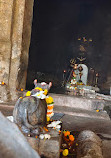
[26,129,62,158]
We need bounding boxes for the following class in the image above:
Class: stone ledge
[54,105,110,120]
[50,93,105,111]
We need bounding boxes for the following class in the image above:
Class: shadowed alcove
[26,0,111,94]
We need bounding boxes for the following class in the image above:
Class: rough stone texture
[0,0,13,84]
[27,129,61,158]
[0,112,40,158]
[0,0,14,41]
[13,96,47,135]
[0,85,10,102]
[8,0,26,101]
[50,93,105,111]
[0,0,34,101]
[102,140,111,158]
[9,0,34,101]
[17,0,34,90]
[77,130,103,158]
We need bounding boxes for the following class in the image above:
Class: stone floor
[1,103,111,158]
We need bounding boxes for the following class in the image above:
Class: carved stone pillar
[0,0,34,102]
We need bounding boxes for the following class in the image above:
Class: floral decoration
[44,89,48,95]
[35,87,43,91]
[64,131,70,137]
[31,91,46,99]
[26,91,31,96]
[45,96,53,104]
[69,135,75,141]
[62,149,69,156]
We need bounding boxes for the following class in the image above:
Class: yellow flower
[26,91,31,96]
[21,88,23,91]
[47,116,50,122]
[45,96,53,104]
[35,87,43,91]
[62,149,69,156]
[44,89,48,95]
[96,110,99,112]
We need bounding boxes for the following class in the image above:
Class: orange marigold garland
[45,96,54,118]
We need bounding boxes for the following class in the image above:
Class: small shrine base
[66,85,100,97]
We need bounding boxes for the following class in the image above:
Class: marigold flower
[96,110,99,112]
[45,96,53,104]
[47,112,53,115]
[35,87,43,91]
[69,135,75,141]
[47,116,50,122]
[64,131,70,137]
[62,149,69,156]
[59,130,61,134]
[47,105,54,110]
[44,89,48,95]
[26,91,31,96]
[21,88,23,91]
[1,81,5,85]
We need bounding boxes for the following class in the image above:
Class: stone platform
[54,105,110,120]
[50,93,105,111]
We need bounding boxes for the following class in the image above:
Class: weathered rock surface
[0,0,13,84]
[102,139,111,158]
[0,85,10,103]
[51,93,105,111]
[0,112,40,158]
[0,0,34,101]
[77,130,103,158]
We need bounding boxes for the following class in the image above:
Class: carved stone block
[27,129,62,158]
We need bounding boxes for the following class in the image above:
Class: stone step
[0,102,109,121]
[54,105,110,120]
[50,93,105,111]
[60,114,111,135]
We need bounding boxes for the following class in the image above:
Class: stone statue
[76,64,88,85]
[13,80,52,135]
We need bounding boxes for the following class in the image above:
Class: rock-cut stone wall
[0,0,34,101]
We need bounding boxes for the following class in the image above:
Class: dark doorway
[26,0,111,94]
